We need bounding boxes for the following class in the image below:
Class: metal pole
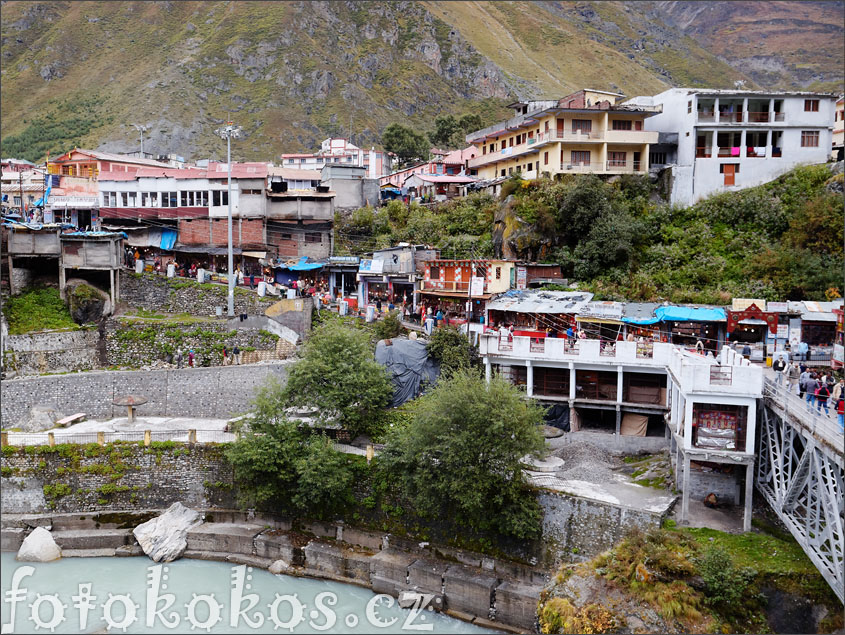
[140,129,144,157]
[227,132,234,317]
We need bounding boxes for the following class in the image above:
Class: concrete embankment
[1,510,544,632]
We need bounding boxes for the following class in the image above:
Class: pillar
[115,267,120,303]
[742,97,748,122]
[681,453,691,524]
[144,430,151,447]
[768,98,775,122]
[526,361,533,397]
[0,432,7,447]
[109,268,115,310]
[97,431,105,447]
[568,362,576,401]
[615,406,621,436]
[188,429,197,445]
[714,97,720,123]
[48,432,55,448]
[740,130,747,158]
[616,365,623,404]
[58,265,66,301]
[7,256,15,296]
[484,358,492,384]
[743,462,754,532]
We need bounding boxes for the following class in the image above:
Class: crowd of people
[772,355,844,429]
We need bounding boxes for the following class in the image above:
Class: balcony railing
[696,147,713,158]
[530,337,545,353]
[717,147,741,157]
[709,366,732,385]
[697,110,716,122]
[746,111,771,123]
[719,111,743,123]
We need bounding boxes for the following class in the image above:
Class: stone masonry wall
[3,328,101,374]
[104,318,292,368]
[1,444,236,513]
[1,362,291,428]
[119,271,277,316]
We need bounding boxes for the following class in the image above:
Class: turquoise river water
[0,553,495,633]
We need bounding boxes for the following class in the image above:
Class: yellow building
[466,89,660,180]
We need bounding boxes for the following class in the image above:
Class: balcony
[606,129,658,144]
[746,111,770,123]
[422,279,488,294]
[606,160,644,173]
[696,147,713,158]
[719,111,743,123]
[697,110,716,122]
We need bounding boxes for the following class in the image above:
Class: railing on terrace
[530,337,545,353]
[697,110,716,122]
[636,341,654,358]
[422,279,487,293]
[696,147,713,158]
[747,111,771,123]
[599,341,616,357]
[763,378,845,456]
[719,111,744,123]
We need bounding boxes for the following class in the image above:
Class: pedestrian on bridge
[815,381,831,415]
[786,362,800,395]
[772,355,787,385]
[804,372,818,411]
[799,368,811,399]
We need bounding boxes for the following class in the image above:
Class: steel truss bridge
[758,378,844,603]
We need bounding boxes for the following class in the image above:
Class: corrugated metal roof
[486,290,594,314]
[267,166,322,180]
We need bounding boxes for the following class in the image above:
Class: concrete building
[357,245,438,309]
[629,88,837,205]
[266,167,335,260]
[320,164,379,209]
[479,331,763,530]
[281,137,393,178]
[833,95,844,161]
[47,149,172,228]
[465,90,659,181]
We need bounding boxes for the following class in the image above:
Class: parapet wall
[3,328,101,374]
[0,362,291,427]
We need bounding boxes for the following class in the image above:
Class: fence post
[0,432,7,447]
[366,444,374,464]
[144,430,151,447]
[97,431,105,447]
[48,432,56,448]
[188,429,197,445]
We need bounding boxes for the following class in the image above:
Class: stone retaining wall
[0,362,291,427]
[3,328,101,374]
[119,271,277,317]
[0,510,548,632]
[104,318,292,368]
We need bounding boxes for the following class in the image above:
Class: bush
[372,310,404,341]
[426,326,478,376]
[697,545,756,608]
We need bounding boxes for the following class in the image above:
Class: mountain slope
[1,1,841,163]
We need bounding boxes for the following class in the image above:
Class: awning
[576,317,623,325]
[272,256,324,271]
[419,290,492,300]
[242,251,267,259]
[622,305,726,325]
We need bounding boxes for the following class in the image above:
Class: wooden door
[556,118,564,136]
[723,164,736,186]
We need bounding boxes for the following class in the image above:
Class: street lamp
[132,124,148,156]
[215,122,242,317]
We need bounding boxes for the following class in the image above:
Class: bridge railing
[763,378,844,456]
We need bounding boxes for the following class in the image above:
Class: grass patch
[5,286,80,334]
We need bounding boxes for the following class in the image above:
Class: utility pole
[215,121,242,317]
[19,172,24,219]
[132,124,148,157]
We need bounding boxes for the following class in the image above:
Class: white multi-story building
[629,88,837,205]
[281,138,392,178]
[480,333,762,530]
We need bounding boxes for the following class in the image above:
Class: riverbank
[1,509,544,632]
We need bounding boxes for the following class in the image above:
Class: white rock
[17,527,61,562]
[133,502,202,563]
[268,559,290,575]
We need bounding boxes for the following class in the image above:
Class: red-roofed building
[379,146,479,191]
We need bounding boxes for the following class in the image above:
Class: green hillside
[2,1,841,162]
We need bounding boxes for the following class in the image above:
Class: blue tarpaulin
[622,306,726,325]
[160,229,177,250]
[33,184,51,207]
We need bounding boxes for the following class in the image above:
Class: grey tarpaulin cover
[375,337,440,407]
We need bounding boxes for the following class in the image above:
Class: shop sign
[732,298,766,311]
[470,277,485,297]
[768,301,788,313]
[776,323,789,339]
[359,259,383,274]
[516,267,527,290]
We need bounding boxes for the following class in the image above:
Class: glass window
[801,130,819,147]
[608,151,626,167]
[169,192,178,207]
[804,99,819,112]
[612,120,632,131]
[571,151,590,165]
[495,267,501,280]
[429,266,440,280]
[120,192,129,206]
[127,192,136,206]
[305,233,322,243]
[572,119,592,134]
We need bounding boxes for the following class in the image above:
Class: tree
[379,370,547,539]
[382,123,429,168]
[428,113,484,149]
[283,321,393,438]
[426,325,478,376]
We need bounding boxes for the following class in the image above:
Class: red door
[723,164,736,186]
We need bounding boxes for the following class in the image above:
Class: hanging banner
[470,276,485,297]
[516,267,527,290]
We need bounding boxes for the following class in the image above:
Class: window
[801,130,819,147]
[198,191,208,206]
[649,151,666,165]
[501,169,506,177]
[180,191,189,206]
[612,120,632,131]
[300,158,306,164]
[482,145,487,155]
[495,267,501,280]
[687,100,692,114]
[508,167,513,175]
[211,190,229,206]
[571,151,590,165]
[280,233,293,241]
[804,99,819,112]
[168,192,178,207]
[141,192,149,207]
[430,266,440,280]
[103,192,116,206]
[543,151,549,165]
[127,192,136,207]
[635,120,643,131]
[572,119,592,134]
[305,233,322,243]
[608,151,626,167]
[287,159,294,164]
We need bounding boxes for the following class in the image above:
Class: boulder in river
[133,502,202,562]
[17,527,61,562]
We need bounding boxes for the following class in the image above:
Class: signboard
[768,301,788,313]
[776,323,789,339]
[50,195,99,209]
[43,209,54,224]
[732,298,766,311]
[470,277,485,297]
[516,267,527,290]
[359,259,384,274]
[788,318,801,344]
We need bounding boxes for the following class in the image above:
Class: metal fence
[2,429,236,447]
[763,378,844,454]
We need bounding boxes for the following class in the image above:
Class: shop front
[726,301,777,361]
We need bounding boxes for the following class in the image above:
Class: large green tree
[428,113,484,149]
[224,378,355,517]
[381,123,430,168]
[380,370,546,539]
[283,321,393,438]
